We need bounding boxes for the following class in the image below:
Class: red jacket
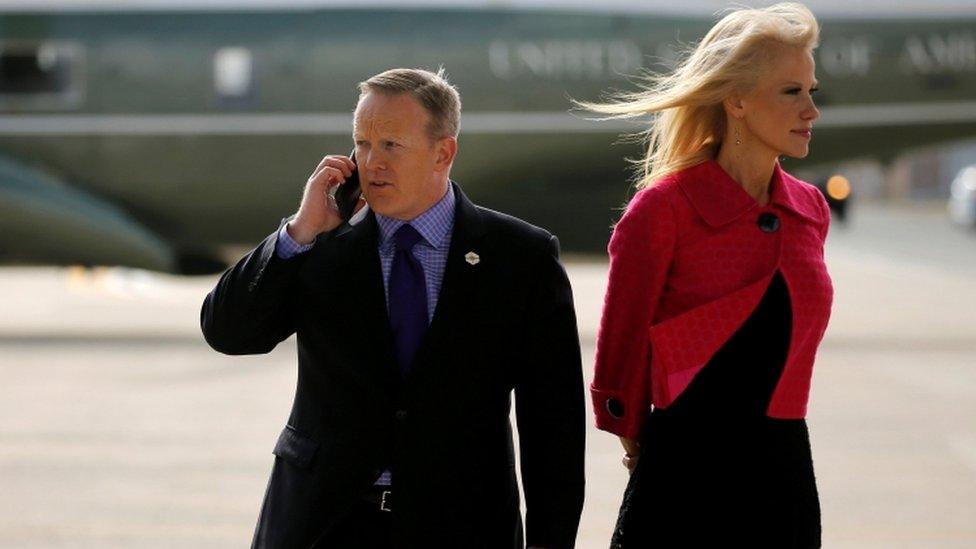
[591,159,833,439]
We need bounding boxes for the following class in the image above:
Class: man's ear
[434,136,458,172]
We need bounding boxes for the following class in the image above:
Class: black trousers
[311,492,393,549]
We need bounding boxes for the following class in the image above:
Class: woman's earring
[735,124,742,146]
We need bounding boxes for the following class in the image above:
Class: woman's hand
[619,436,641,474]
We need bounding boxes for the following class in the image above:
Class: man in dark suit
[200,67,584,549]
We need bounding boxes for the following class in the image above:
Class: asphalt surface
[1,201,975,548]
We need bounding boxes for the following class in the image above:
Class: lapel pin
[465,251,480,266]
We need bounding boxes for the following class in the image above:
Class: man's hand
[619,436,641,474]
[286,154,358,245]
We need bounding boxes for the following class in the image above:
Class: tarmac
[1,202,975,548]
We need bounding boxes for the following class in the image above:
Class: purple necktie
[389,224,428,378]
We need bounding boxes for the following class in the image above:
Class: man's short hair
[358,67,461,142]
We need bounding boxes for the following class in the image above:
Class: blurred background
[0,0,974,547]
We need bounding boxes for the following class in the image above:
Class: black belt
[361,486,393,512]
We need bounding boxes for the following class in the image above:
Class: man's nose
[363,148,386,172]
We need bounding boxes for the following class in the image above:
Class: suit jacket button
[606,398,625,419]
[395,410,407,422]
[757,212,780,233]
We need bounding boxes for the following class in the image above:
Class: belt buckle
[380,490,392,512]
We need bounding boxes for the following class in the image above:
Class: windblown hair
[577,2,819,189]
[359,67,462,142]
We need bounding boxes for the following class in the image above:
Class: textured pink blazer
[591,159,834,439]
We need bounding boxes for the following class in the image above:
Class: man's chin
[363,191,390,210]
[367,200,409,221]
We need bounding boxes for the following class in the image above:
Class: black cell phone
[333,149,362,221]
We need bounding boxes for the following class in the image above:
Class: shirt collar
[375,183,456,250]
[676,159,821,227]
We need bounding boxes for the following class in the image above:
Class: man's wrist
[286,219,318,245]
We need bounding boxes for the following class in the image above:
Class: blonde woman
[584,3,832,547]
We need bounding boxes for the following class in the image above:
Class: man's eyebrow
[352,130,407,142]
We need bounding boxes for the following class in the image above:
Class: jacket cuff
[275,221,315,259]
[590,386,645,440]
[248,217,306,293]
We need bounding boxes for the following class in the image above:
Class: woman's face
[737,47,820,159]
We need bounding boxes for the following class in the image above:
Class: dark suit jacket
[201,182,585,548]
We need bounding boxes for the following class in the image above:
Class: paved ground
[1,202,975,548]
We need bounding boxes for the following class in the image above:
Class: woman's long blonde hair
[577,2,819,189]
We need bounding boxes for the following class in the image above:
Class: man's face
[353,91,454,221]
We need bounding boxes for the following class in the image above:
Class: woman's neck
[714,140,778,206]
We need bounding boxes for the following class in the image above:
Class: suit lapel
[298,210,399,388]
[407,183,488,386]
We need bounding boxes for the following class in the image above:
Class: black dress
[611,269,821,548]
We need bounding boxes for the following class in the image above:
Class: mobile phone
[333,149,362,221]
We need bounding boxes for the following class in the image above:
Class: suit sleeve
[200,216,310,355]
[514,234,585,549]
[591,185,677,439]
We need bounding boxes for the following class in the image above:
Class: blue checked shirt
[274,184,456,486]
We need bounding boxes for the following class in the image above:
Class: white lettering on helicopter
[901,32,976,73]
[488,40,643,80]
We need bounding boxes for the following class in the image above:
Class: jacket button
[395,410,407,422]
[757,212,780,233]
[606,398,625,419]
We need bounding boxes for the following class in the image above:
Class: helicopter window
[0,42,82,107]
[214,47,254,105]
